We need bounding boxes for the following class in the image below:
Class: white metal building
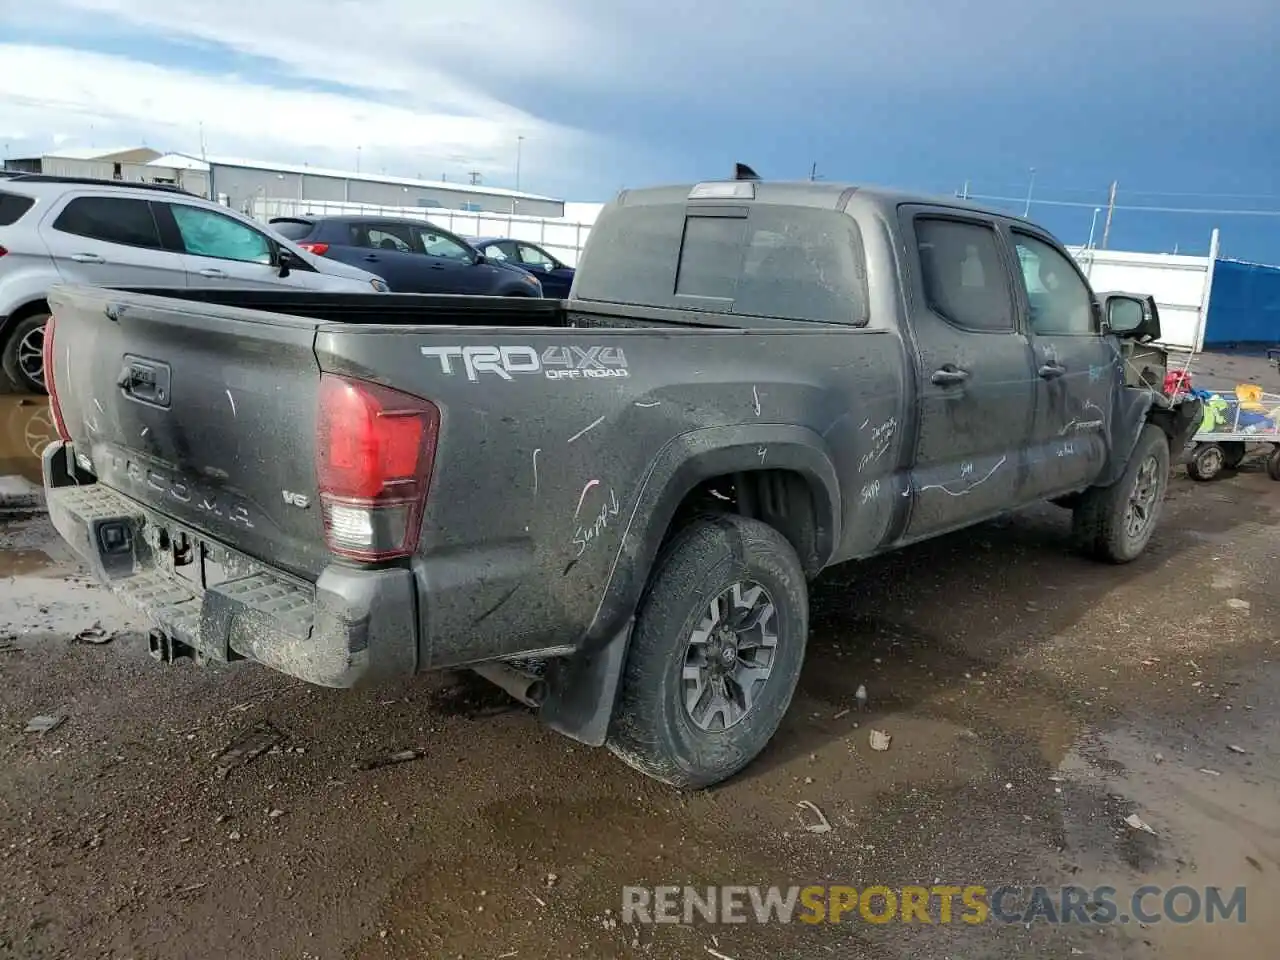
[198,155,564,218]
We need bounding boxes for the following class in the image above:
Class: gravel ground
[0,392,1277,960]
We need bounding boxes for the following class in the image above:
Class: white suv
[0,173,389,393]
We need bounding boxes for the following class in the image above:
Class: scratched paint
[567,415,606,444]
[918,456,1007,497]
[570,484,620,557]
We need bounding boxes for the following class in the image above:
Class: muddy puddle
[0,394,57,483]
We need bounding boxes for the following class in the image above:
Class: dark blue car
[469,237,575,299]
[269,215,544,297]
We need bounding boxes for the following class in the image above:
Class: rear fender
[540,423,839,746]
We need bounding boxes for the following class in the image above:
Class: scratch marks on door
[917,456,1007,497]
[751,386,762,417]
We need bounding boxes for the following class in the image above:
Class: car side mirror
[277,248,300,278]
[1103,293,1161,343]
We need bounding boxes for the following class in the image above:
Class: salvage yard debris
[354,748,424,771]
[796,800,833,834]
[24,714,66,734]
[214,723,284,779]
[869,729,892,752]
[73,623,114,645]
[1123,813,1157,835]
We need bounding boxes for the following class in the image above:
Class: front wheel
[1072,425,1171,564]
[607,514,808,789]
[1267,445,1280,481]
[1,313,49,394]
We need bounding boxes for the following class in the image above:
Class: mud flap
[539,619,633,747]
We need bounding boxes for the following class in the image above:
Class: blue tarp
[1204,258,1280,346]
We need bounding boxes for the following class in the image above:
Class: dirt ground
[0,376,1278,960]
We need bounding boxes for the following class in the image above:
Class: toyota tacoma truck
[40,173,1201,789]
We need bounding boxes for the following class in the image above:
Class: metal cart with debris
[1184,383,1280,482]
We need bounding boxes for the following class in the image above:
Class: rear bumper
[42,441,418,687]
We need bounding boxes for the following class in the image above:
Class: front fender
[1095,390,1203,487]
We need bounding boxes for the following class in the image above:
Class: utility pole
[1023,167,1036,217]
[356,145,362,174]
[515,135,525,192]
[468,170,482,186]
[809,162,821,181]
[1101,180,1118,250]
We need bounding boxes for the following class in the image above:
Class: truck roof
[614,180,1022,223]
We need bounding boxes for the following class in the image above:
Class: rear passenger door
[1008,230,1115,496]
[347,222,428,292]
[42,194,187,287]
[899,210,1037,541]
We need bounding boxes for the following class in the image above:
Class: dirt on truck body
[40,173,1201,789]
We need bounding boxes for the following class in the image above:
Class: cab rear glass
[575,202,868,325]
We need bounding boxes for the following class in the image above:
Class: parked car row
[0,172,575,393]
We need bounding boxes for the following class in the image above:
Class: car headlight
[370,278,390,293]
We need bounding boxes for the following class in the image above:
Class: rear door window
[915,217,1015,332]
[354,223,415,252]
[0,191,36,226]
[52,196,164,249]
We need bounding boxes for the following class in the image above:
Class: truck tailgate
[47,285,330,580]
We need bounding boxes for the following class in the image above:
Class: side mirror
[277,248,300,278]
[1103,292,1161,342]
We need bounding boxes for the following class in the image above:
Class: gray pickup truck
[41,174,1200,788]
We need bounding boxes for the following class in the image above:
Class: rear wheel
[1267,446,1280,481]
[1,313,49,394]
[1072,425,1171,564]
[607,514,808,789]
[1186,442,1225,481]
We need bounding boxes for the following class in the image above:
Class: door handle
[70,253,105,264]
[1039,363,1067,379]
[931,366,970,385]
[363,254,380,262]
[429,263,446,270]
[198,268,226,278]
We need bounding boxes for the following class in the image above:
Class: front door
[161,202,290,289]
[1008,230,1115,496]
[899,210,1038,542]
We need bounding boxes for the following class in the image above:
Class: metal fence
[250,197,594,266]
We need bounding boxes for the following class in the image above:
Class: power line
[966,193,1280,217]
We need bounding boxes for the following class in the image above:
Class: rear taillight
[298,242,329,255]
[43,316,72,441]
[0,245,8,257]
[316,374,440,561]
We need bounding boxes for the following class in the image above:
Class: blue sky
[2,0,1279,261]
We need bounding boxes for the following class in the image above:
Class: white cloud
[0,44,599,194]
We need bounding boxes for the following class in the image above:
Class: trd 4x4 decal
[419,345,629,382]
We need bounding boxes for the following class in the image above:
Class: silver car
[0,173,389,393]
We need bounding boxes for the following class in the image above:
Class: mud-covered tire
[607,514,808,789]
[1186,442,1225,481]
[1221,442,1247,470]
[1072,425,1171,564]
[1267,446,1280,481]
[1,313,49,394]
